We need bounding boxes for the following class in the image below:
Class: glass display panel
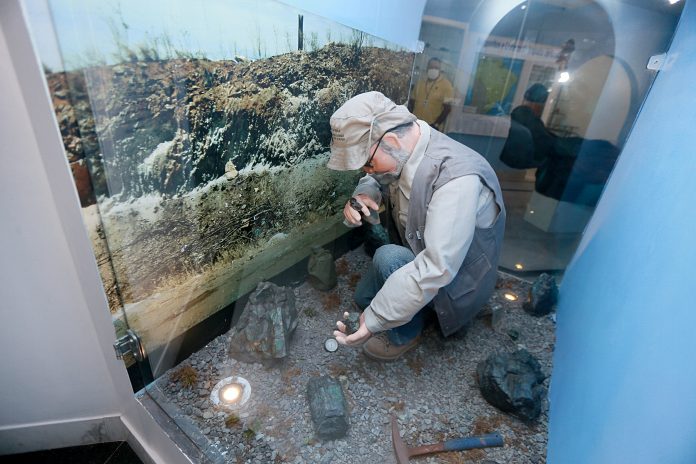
[418,0,684,278]
[23,0,684,462]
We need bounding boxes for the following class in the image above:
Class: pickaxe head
[391,415,411,464]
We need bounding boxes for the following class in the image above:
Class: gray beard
[373,172,400,186]
[372,148,410,186]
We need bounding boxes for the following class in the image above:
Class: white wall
[0,2,189,462]
[547,2,696,462]
[0,2,124,442]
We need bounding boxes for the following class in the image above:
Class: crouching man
[327,91,506,361]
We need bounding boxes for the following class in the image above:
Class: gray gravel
[156,246,555,463]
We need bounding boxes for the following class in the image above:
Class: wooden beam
[114,213,348,374]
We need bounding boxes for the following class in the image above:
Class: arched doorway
[416,0,680,277]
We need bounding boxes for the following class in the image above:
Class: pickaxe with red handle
[391,416,504,463]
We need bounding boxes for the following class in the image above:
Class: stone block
[306,376,349,440]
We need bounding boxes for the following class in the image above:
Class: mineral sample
[307,246,337,291]
[476,349,546,421]
[523,273,559,316]
[228,281,298,363]
[342,311,360,335]
[307,376,349,440]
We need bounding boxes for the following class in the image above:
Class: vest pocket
[445,253,492,300]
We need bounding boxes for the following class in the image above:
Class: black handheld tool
[348,197,380,225]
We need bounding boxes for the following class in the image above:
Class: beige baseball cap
[327,91,417,171]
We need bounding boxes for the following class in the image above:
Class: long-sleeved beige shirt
[354,121,499,333]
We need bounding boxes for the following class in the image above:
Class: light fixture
[211,376,251,410]
[521,4,527,9]
[504,292,518,301]
[558,71,570,83]
[221,383,243,403]
[515,263,524,270]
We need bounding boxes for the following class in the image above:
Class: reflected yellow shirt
[412,76,454,125]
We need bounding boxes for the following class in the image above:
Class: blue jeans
[354,244,429,345]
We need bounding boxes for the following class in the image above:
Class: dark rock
[477,349,546,421]
[306,376,349,440]
[342,311,360,335]
[307,246,337,291]
[363,223,390,258]
[523,273,558,316]
[228,281,298,363]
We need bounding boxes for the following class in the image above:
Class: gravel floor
[156,246,555,463]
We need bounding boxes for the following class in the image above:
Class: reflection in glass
[25,0,419,459]
[420,0,683,277]
[27,0,413,372]
[22,0,685,461]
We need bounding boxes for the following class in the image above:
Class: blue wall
[547,2,696,463]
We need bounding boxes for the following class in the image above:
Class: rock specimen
[228,282,297,363]
[523,273,559,316]
[476,349,546,421]
[341,311,361,335]
[307,376,349,440]
[307,246,337,291]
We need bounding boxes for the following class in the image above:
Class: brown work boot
[362,333,420,362]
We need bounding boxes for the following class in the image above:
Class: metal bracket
[647,53,666,71]
[113,329,146,362]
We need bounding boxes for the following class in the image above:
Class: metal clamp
[113,329,146,362]
[647,53,666,71]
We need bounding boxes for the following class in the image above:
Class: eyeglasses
[364,128,393,169]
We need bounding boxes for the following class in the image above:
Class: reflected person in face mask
[408,57,454,131]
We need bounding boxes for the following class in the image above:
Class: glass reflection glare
[221,383,243,404]
[558,71,570,83]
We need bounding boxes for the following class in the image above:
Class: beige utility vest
[405,130,506,336]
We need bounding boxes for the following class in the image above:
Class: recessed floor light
[211,376,251,410]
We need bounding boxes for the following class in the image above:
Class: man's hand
[334,312,372,347]
[343,194,378,227]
